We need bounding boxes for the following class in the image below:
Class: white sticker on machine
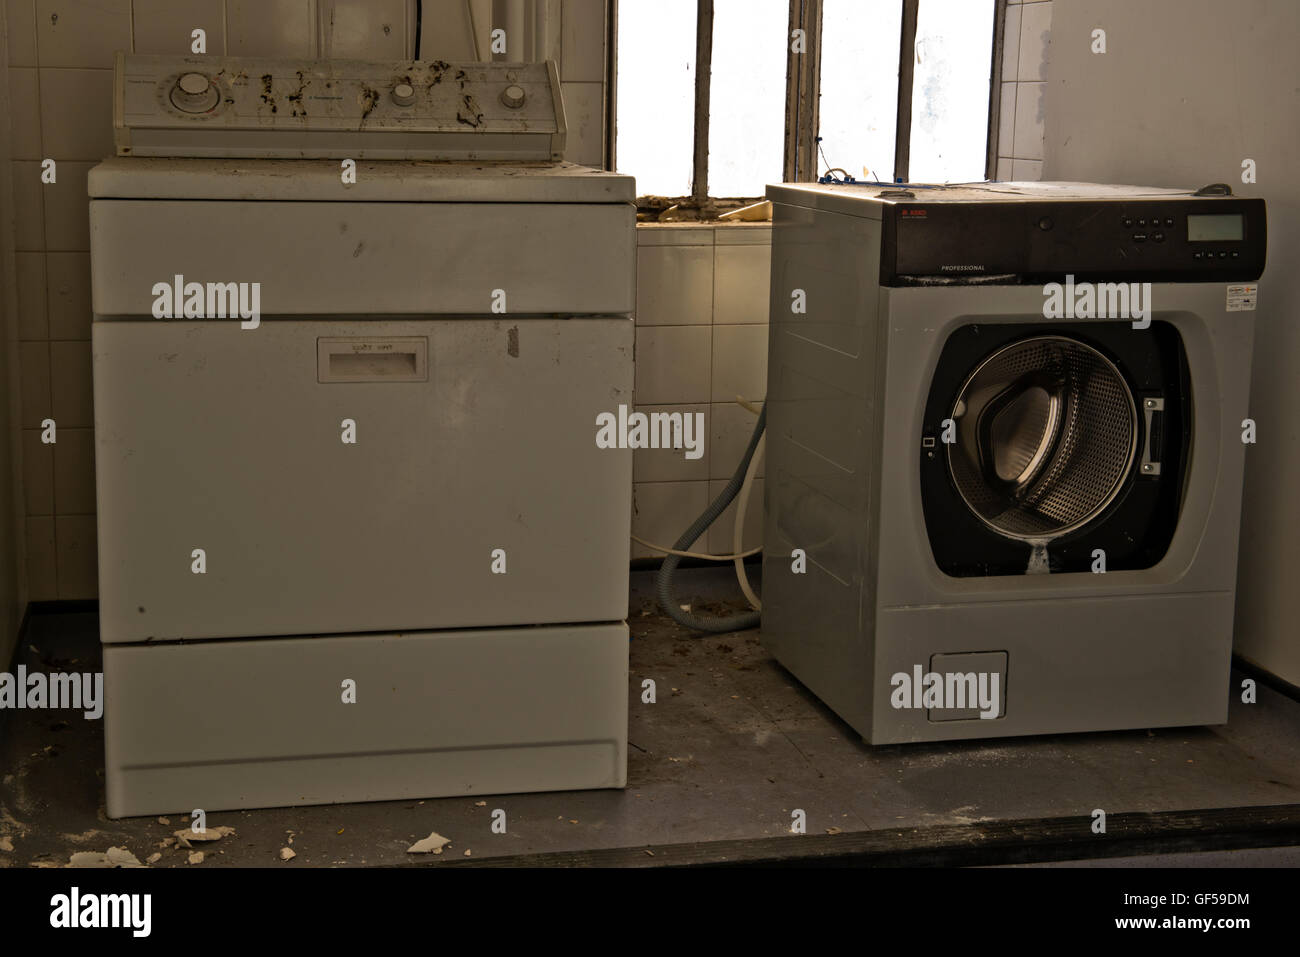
[1226,284,1258,312]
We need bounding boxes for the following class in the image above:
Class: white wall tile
[25,517,57,601]
[714,225,771,245]
[50,339,92,428]
[40,68,114,160]
[22,429,53,515]
[709,400,763,481]
[1011,157,1042,181]
[560,79,604,168]
[1017,0,1052,83]
[11,160,46,250]
[631,480,710,560]
[132,0,225,55]
[6,0,39,66]
[322,0,410,59]
[631,404,710,483]
[18,340,50,428]
[1012,80,1044,160]
[713,243,771,324]
[996,156,1013,180]
[36,0,131,68]
[8,67,42,159]
[636,244,713,326]
[634,324,711,405]
[711,324,766,404]
[996,81,1016,158]
[15,251,48,340]
[53,428,95,514]
[227,0,314,57]
[636,224,713,246]
[55,515,97,598]
[560,0,604,82]
[1001,1,1021,82]
[706,477,763,555]
[46,251,90,340]
[41,160,93,250]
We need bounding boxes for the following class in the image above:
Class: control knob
[391,82,416,107]
[500,84,526,109]
[170,72,220,114]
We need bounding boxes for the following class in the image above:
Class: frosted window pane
[708,0,788,198]
[909,0,994,183]
[615,0,696,197]
[818,0,903,183]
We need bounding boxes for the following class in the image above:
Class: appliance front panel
[94,317,633,641]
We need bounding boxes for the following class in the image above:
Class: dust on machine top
[767,180,1266,285]
[96,53,635,203]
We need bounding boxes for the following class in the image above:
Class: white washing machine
[762,181,1265,744]
[90,55,635,816]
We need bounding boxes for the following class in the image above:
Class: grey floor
[2,567,1298,867]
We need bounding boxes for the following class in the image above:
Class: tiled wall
[631,225,770,560]
[995,0,1052,181]
[3,0,609,600]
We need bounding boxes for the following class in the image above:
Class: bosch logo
[940,265,985,272]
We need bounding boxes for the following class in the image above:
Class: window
[614,0,1000,210]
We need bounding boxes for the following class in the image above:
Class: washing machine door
[921,322,1190,576]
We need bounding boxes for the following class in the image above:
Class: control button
[391,82,416,106]
[500,84,526,109]
[1231,251,1240,258]
[1138,218,1147,227]
[1152,231,1165,242]
[1122,217,1133,228]
[170,72,220,113]
[1218,251,1228,258]
[1037,216,1054,231]
[1165,217,1174,227]
[1132,233,1147,243]
[1192,251,1203,260]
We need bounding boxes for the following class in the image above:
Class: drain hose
[655,405,767,633]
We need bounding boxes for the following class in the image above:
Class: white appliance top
[88,157,635,203]
[114,54,568,161]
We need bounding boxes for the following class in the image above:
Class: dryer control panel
[114,53,566,160]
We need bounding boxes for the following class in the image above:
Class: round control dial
[500,84,526,109]
[170,72,220,114]
[391,82,416,107]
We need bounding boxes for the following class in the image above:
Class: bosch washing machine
[90,55,635,816]
[761,181,1265,744]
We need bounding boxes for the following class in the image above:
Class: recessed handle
[317,337,428,383]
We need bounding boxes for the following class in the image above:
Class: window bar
[985,0,1008,181]
[783,0,823,183]
[892,0,920,184]
[692,0,714,204]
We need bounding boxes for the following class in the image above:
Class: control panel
[882,196,1267,284]
[114,53,567,160]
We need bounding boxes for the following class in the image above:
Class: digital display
[1187,213,1244,242]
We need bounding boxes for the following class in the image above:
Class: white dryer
[90,55,634,816]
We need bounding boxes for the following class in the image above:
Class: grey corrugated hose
[655,406,767,633]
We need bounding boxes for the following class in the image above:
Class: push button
[1192,251,1203,260]
[1152,231,1165,242]
[1133,233,1147,243]
[1122,217,1133,228]
[1165,217,1174,227]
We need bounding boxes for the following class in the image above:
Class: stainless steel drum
[947,335,1138,540]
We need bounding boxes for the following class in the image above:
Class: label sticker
[1227,284,1258,312]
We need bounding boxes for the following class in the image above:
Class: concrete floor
[2,566,1299,867]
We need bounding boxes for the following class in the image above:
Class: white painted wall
[1043,0,1300,685]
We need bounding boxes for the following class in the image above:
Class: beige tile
[40,68,114,160]
[54,427,96,514]
[561,80,605,168]
[636,244,713,326]
[12,160,46,250]
[711,324,767,404]
[46,251,91,339]
[19,340,51,429]
[8,67,42,159]
[50,339,93,427]
[997,82,1016,158]
[1012,158,1043,181]
[36,0,131,68]
[561,0,605,82]
[25,516,57,601]
[713,243,771,324]
[16,251,48,340]
[22,428,54,515]
[715,225,771,245]
[132,0,225,55]
[227,0,314,57]
[630,480,710,560]
[1017,0,1052,83]
[634,324,711,406]
[996,156,1013,181]
[631,404,710,483]
[1000,2,1021,82]
[322,0,410,58]
[709,400,763,481]
[637,224,714,246]
[1011,81,1044,161]
[56,515,98,599]
[42,160,93,250]
[7,0,39,66]
[706,477,764,555]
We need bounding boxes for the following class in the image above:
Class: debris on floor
[280,847,296,861]
[406,830,451,854]
[68,846,144,868]
[174,825,235,848]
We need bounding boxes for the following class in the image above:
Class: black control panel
[880,196,1266,285]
